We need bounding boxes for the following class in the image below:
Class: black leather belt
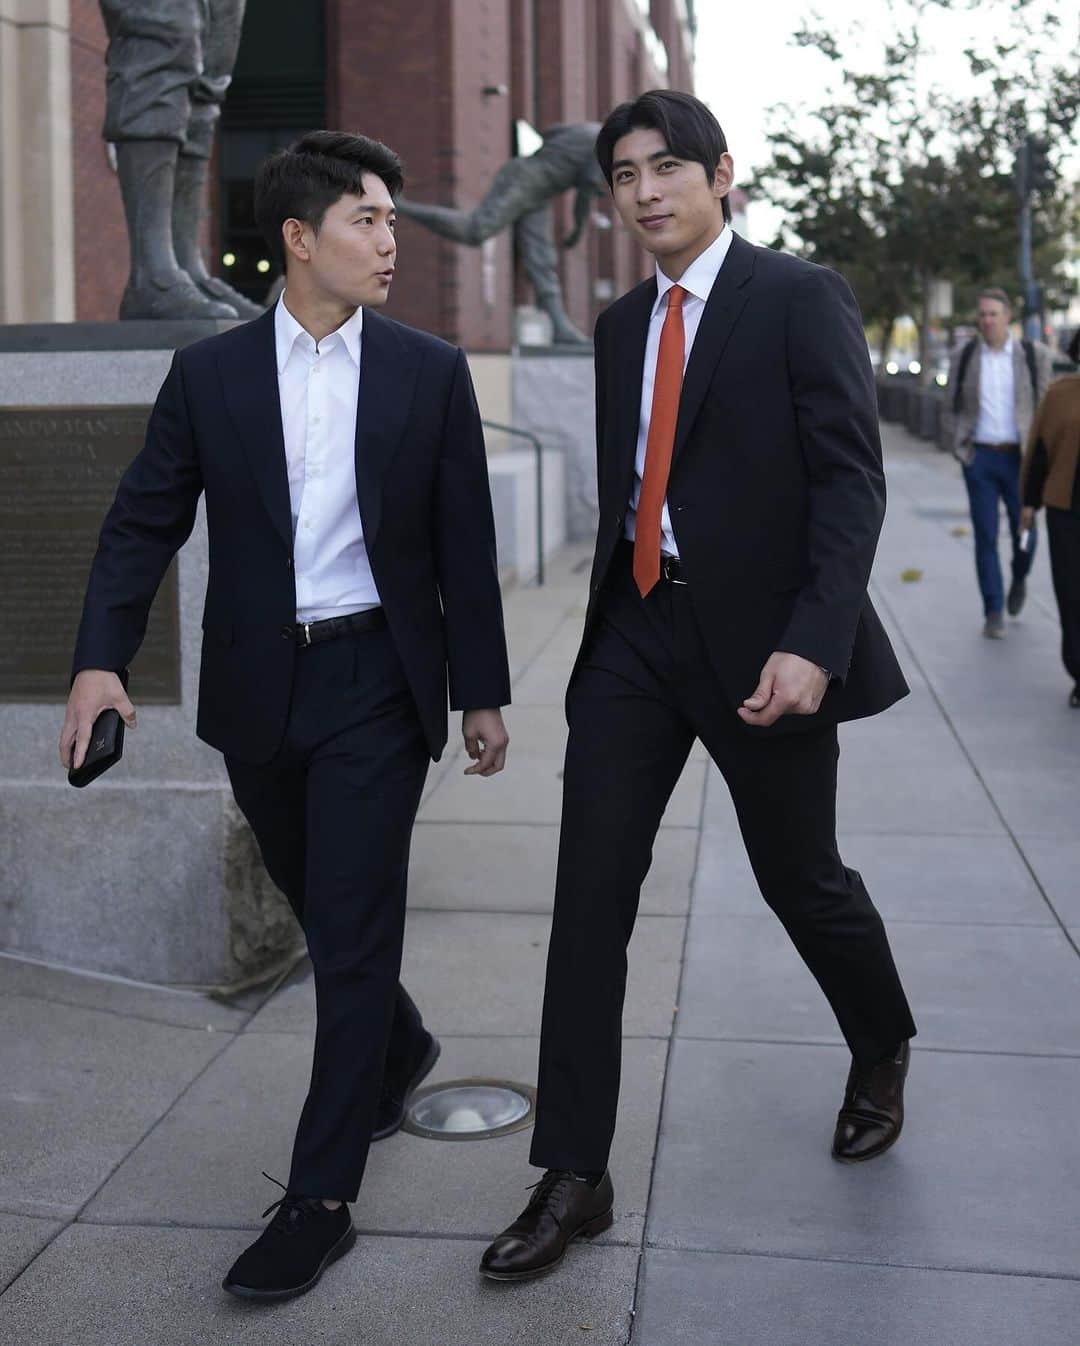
[282,608,386,646]
[659,554,687,585]
[973,441,1020,453]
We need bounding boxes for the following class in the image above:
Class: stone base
[486,447,566,584]
[0,337,298,991]
[0,320,244,353]
[0,784,302,989]
[511,348,597,543]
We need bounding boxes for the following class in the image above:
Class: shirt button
[312,414,321,425]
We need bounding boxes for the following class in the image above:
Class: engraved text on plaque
[0,406,181,702]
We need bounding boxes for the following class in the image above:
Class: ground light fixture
[402,1079,537,1141]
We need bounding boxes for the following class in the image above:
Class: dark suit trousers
[530,548,917,1173]
[225,625,430,1201]
[1047,506,1080,684]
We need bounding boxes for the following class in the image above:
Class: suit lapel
[217,308,293,552]
[608,278,657,510]
[967,343,982,416]
[672,232,755,464]
[354,308,421,553]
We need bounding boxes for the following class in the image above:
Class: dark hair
[595,90,732,224]
[1068,327,1080,366]
[254,130,404,273]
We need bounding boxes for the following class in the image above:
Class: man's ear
[282,218,310,264]
[713,152,735,200]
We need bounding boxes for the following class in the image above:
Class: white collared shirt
[973,337,1020,444]
[274,293,381,622]
[625,226,734,557]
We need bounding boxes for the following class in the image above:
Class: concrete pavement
[2,420,1079,1343]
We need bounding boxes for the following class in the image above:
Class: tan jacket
[1021,374,1080,514]
[944,338,1055,466]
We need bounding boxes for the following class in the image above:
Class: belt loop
[303,622,311,646]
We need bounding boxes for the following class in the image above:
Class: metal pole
[1017,137,1042,342]
[534,433,544,588]
[481,420,546,587]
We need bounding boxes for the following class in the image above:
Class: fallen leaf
[900,568,923,582]
[951,525,970,537]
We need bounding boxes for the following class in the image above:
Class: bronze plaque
[0,406,181,703]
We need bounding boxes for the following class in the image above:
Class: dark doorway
[218,0,327,303]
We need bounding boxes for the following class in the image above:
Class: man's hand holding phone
[60,670,137,773]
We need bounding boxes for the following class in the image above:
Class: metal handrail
[482,419,545,587]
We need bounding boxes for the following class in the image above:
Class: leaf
[900,568,924,582]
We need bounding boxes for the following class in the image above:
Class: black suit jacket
[583,233,908,733]
[72,306,511,764]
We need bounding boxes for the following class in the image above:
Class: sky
[693,0,1080,242]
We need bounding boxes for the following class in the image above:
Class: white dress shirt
[275,293,381,622]
[973,337,1020,445]
[624,226,734,557]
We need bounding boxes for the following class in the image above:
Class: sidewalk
[2,421,1078,1344]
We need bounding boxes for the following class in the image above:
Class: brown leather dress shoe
[832,1040,910,1163]
[479,1170,614,1281]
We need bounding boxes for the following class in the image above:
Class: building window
[218,0,327,302]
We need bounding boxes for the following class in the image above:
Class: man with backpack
[945,288,1054,638]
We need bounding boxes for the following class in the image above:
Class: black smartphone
[68,707,126,788]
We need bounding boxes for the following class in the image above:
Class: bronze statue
[100,0,262,319]
[398,123,605,345]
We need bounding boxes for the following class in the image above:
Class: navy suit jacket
[583,233,909,734]
[72,306,511,764]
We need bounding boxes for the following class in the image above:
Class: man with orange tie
[480,91,917,1283]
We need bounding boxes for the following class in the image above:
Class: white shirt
[274,294,381,622]
[973,337,1020,445]
[625,226,734,557]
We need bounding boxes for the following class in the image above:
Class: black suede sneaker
[222,1177,356,1302]
[1006,577,1027,617]
[372,1031,441,1140]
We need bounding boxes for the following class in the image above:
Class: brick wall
[533,0,591,337]
[448,0,514,350]
[329,0,513,351]
[63,0,694,337]
[70,0,127,320]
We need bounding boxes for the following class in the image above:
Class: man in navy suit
[60,131,511,1300]
[481,92,915,1283]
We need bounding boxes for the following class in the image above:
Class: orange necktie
[633,284,686,597]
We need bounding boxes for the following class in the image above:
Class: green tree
[751,0,1080,371]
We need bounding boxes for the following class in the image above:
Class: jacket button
[285,557,293,569]
[614,513,623,526]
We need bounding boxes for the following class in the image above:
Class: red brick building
[58,0,695,347]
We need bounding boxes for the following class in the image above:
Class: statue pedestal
[0,325,301,991]
[512,346,597,543]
